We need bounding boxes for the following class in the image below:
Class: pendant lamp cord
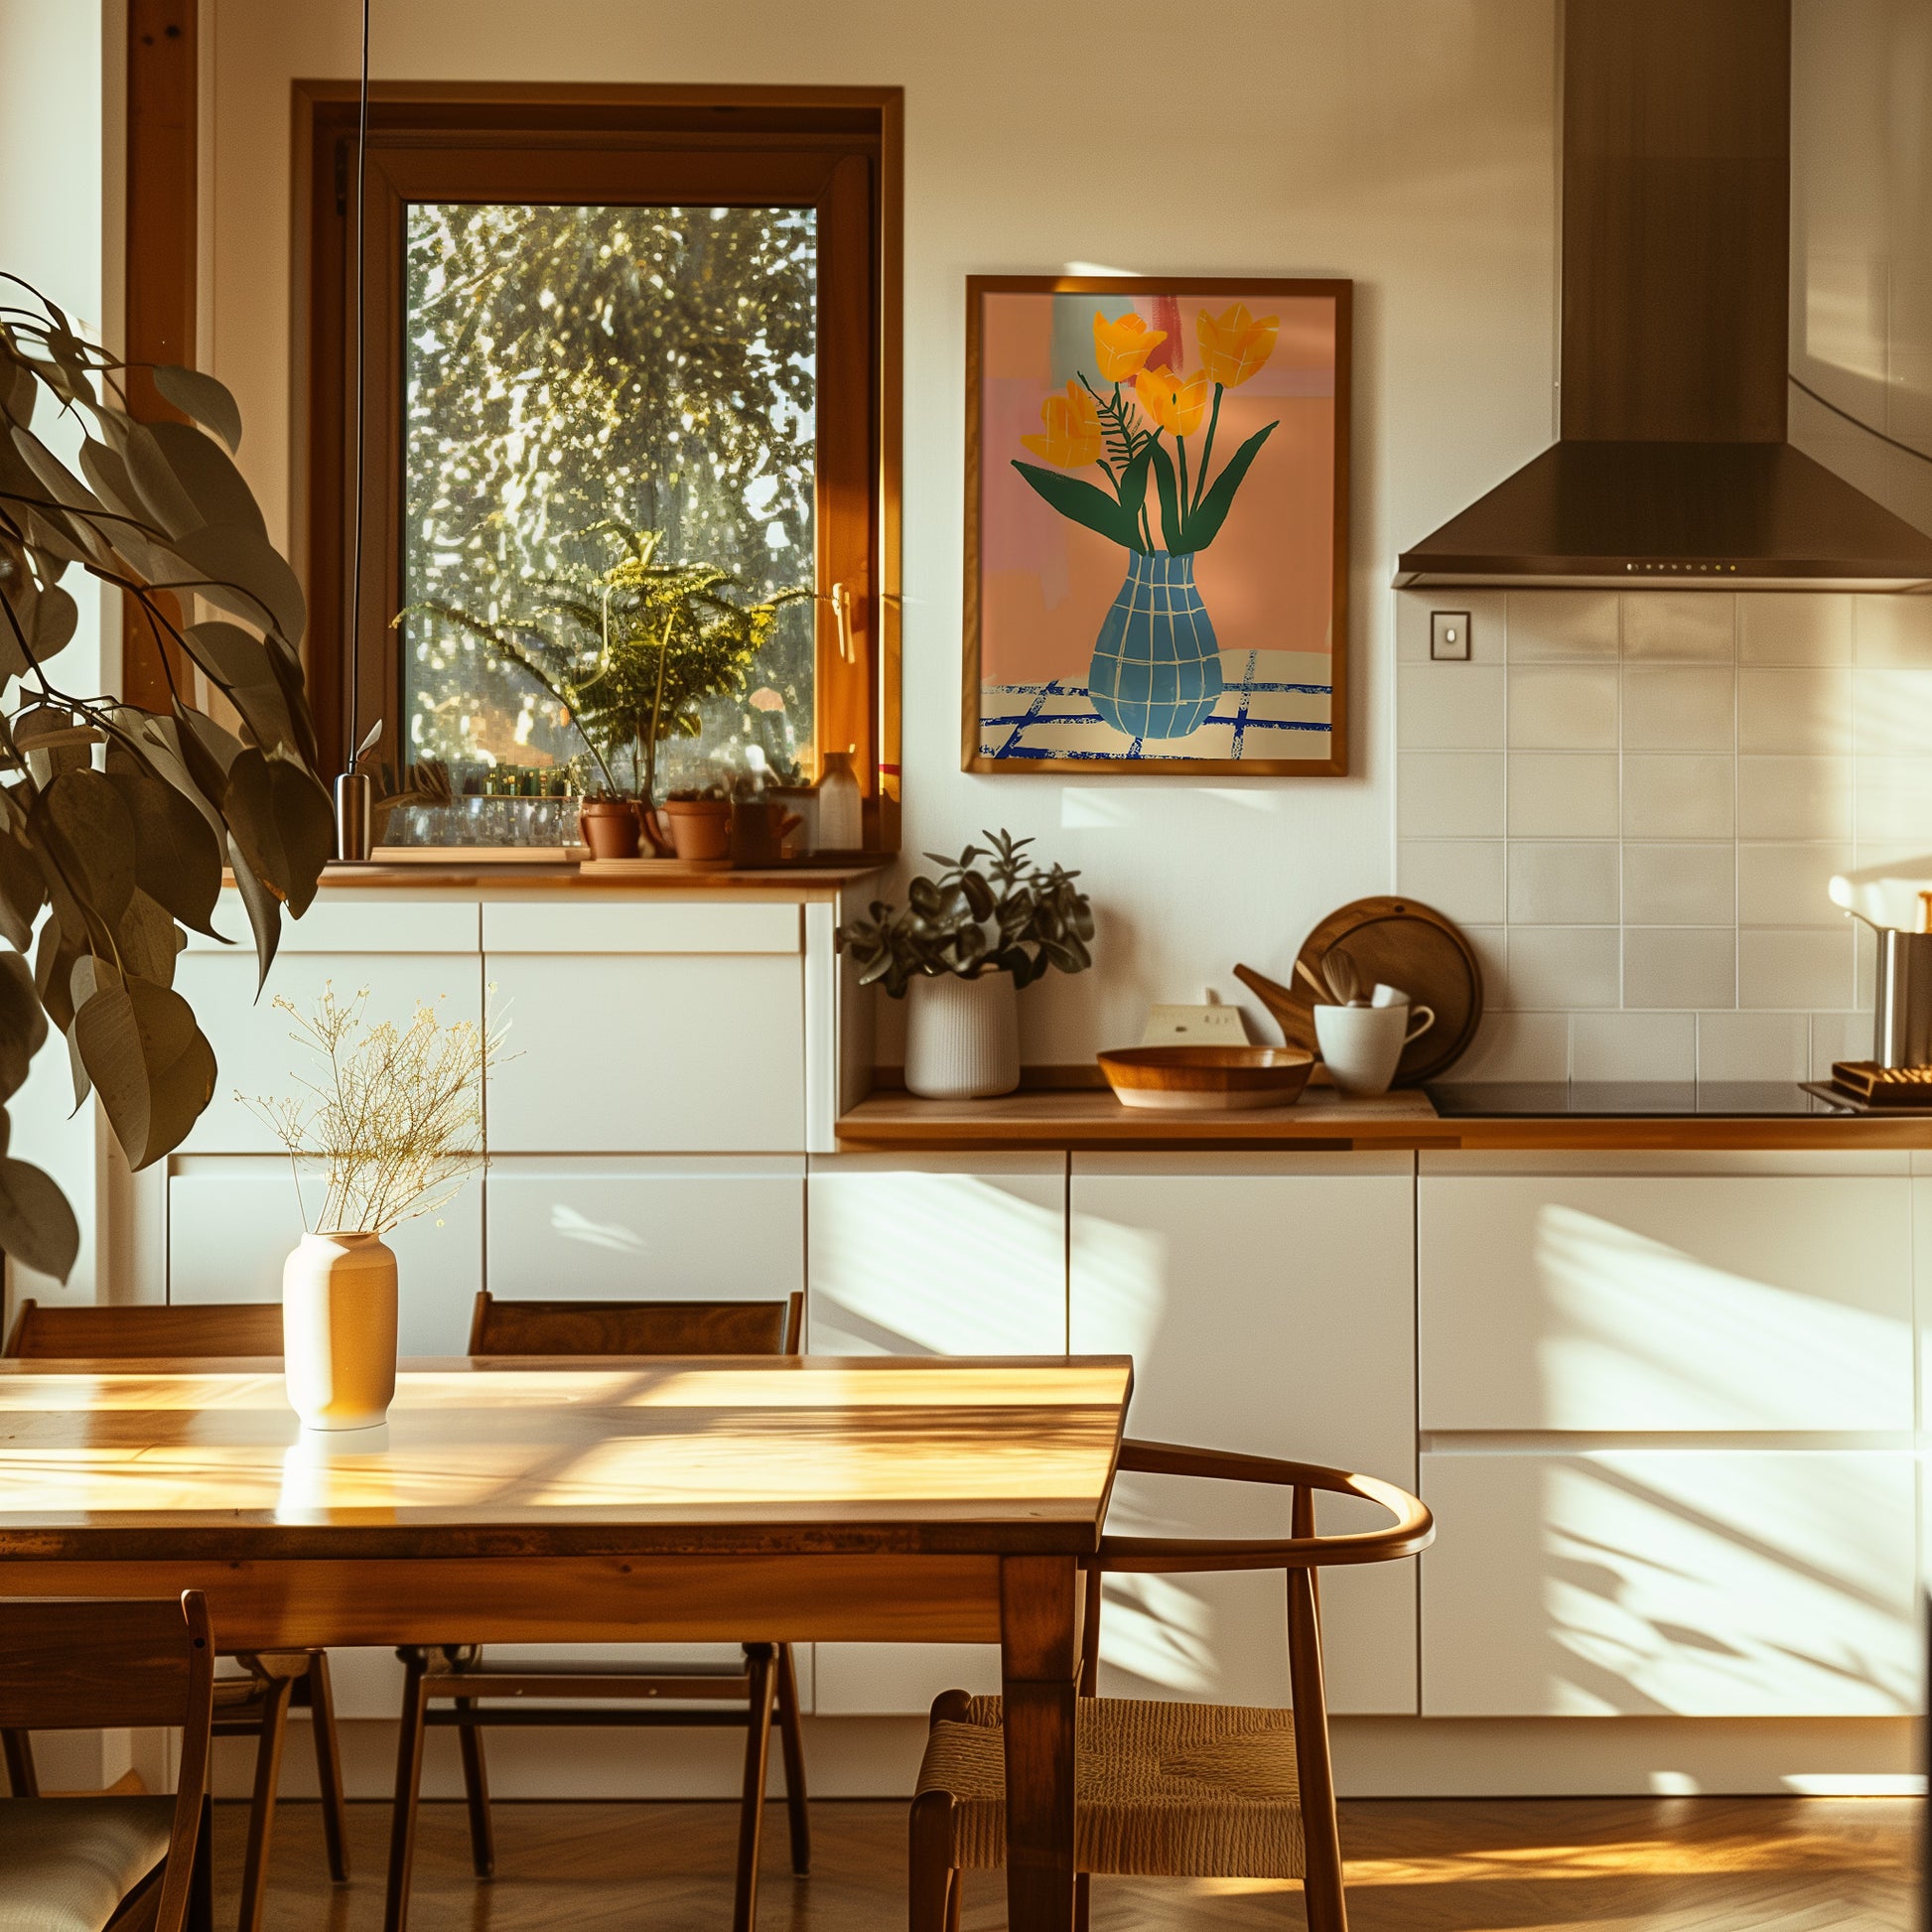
[346,0,371,765]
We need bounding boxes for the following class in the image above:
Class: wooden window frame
[292,83,901,846]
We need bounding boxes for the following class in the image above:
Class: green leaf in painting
[1148,440,1187,554]
[1010,461,1148,552]
[1185,420,1278,552]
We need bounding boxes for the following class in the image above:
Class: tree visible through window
[399,202,818,792]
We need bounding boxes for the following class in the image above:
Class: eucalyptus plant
[0,278,332,1281]
[842,830,1095,999]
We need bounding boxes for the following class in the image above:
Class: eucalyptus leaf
[38,769,136,924]
[0,822,45,951]
[166,524,307,644]
[180,621,305,759]
[104,767,223,934]
[223,750,333,917]
[72,968,215,1170]
[0,949,47,1101]
[224,831,282,990]
[0,1155,79,1281]
[151,363,243,454]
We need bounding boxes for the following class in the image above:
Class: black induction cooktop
[1424,1081,1846,1118]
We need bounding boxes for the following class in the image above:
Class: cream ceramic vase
[904,970,1020,1100]
[282,1230,399,1431]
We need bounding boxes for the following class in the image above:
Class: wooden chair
[3,1302,351,1932]
[907,1440,1434,1932]
[0,1591,216,1932]
[384,1290,812,1932]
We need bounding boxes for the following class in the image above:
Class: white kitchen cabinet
[1420,1449,1919,1718]
[1068,1154,1418,1717]
[484,1157,804,1301]
[483,903,804,1153]
[1419,1170,1914,1432]
[809,1154,1066,1715]
[167,1156,483,1355]
[174,940,483,1157]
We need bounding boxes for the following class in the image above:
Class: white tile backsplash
[1397,752,1505,838]
[1737,593,1852,666]
[1506,753,1620,837]
[1621,843,1735,925]
[1506,841,1619,924]
[1622,927,1735,1010]
[1737,668,1853,755]
[1620,666,1735,752]
[1570,1012,1698,1081]
[1396,840,1506,925]
[1507,665,1619,748]
[1394,587,1932,1073]
[1620,756,1735,839]
[1621,594,1734,662]
[1506,591,1619,660]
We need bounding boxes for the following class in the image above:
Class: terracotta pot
[664,797,732,861]
[729,799,804,868]
[282,1230,398,1431]
[579,797,641,860]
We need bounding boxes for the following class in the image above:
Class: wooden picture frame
[964,275,1350,776]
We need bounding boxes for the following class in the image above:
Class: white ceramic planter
[282,1230,399,1431]
[904,969,1020,1099]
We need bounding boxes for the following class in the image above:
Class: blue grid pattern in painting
[982,650,1332,761]
[1086,550,1224,741]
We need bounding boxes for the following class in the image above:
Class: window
[298,88,899,840]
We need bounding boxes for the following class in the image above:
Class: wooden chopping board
[1235,896,1485,1085]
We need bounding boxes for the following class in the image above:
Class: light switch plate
[1142,1004,1250,1046]
[1431,611,1472,660]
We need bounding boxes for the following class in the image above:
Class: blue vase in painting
[1086,549,1223,741]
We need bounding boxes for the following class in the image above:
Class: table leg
[1000,1554,1080,1932]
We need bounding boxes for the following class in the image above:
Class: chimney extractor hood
[1395,0,1932,594]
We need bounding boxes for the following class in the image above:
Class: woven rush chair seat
[915,1694,1305,1880]
[0,1796,180,1932]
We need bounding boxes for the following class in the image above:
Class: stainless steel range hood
[1395,0,1932,593]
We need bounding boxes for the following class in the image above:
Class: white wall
[0,0,109,1307]
[203,0,1560,1062]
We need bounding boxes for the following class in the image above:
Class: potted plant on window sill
[842,831,1094,1099]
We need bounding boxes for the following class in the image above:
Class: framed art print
[964,275,1350,774]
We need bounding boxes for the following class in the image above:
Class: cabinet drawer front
[483,901,799,955]
[175,952,483,1154]
[168,1158,483,1356]
[485,955,803,1152]
[1420,1450,1918,1718]
[1419,1175,1913,1431]
[1069,1168,1418,1717]
[185,892,480,953]
[487,1157,803,1300]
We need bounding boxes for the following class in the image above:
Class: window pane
[399,203,817,798]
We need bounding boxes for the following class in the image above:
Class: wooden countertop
[836,1087,1932,1152]
[256,862,884,897]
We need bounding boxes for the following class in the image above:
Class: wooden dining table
[0,1351,1133,1932]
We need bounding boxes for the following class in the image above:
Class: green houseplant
[0,278,333,1281]
[401,517,808,830]
[842,831,1093,1098]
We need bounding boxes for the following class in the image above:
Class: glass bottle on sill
[813,750,862,852]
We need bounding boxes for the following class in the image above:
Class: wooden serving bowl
[1097,1045,1315,1113]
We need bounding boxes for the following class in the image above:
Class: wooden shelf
[836,1087,1932,1152]
[238,863,885,897]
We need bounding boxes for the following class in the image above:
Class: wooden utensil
[1830,1059,1932,1105]
[1096,1045,1315,1113]
[1235,896,1484,1085]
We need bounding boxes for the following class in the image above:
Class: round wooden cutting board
[1235,896,1485,1085]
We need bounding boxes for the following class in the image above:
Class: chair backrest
[4,1300,284,1360]
[0,1593,215,1932]
[467,1290,803,1359]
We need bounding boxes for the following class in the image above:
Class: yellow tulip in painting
[1021,379,1105,468]
[1134,364,1213,439]
[1196,303,1280,388]
[1091,310,1167,381]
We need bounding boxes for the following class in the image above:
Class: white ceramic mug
[1313,1002,1435,1098]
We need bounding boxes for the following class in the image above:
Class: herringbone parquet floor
[213,1793,1914,1930]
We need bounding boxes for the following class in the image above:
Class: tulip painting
[969,277,1350,775]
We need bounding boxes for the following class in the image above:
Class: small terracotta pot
[664,797,732,861]
[579,798,641,860]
